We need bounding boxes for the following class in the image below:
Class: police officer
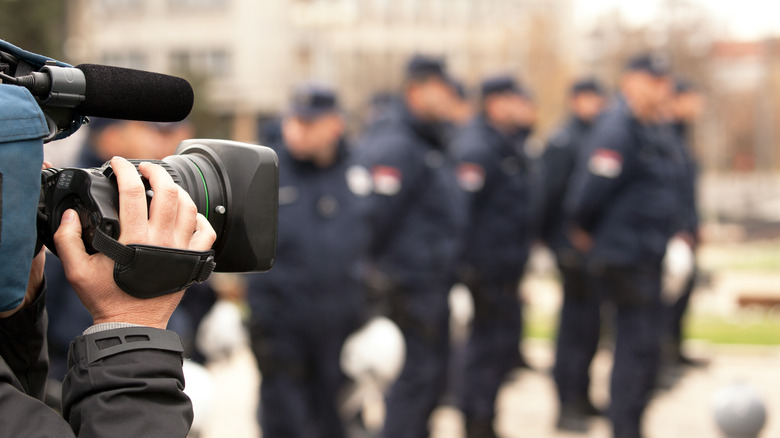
[451,74,535,438]
[247,83,371,438]
[357,55,464,438]
[541,78,607,431]
[664,79,706,367]
[565,54,685,438]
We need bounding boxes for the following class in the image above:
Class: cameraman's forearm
[62,327,193,437]
[0,283,49,400]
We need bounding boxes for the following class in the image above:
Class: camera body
[37,139,279,273]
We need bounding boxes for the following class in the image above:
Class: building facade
[67,0,575,140]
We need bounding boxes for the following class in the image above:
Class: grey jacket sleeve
[62,327,194,438]
[0,289,193,438]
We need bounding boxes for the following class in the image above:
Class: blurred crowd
[43,51,705,438]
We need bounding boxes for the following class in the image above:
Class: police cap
[674,78,696,95]
[480,74,529,100]
[405,54,449,82]
[290,82,339,120]
[625,53,672,77]
[570,77,606,96]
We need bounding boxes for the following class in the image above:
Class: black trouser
[250,310,359,438]
[664,262,697,359]
[553,257,601,412]
[383,282,451,438]
[594,263,663,438]
[459,275,522,434]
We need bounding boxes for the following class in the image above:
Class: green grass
[525,311,780,346]
[686,314,780,345]
[700,243,780,271]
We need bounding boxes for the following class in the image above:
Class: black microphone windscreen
[75,64,194,122]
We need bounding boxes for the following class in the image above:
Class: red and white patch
[457,163,486,192]
[372,165,402,196]
[588,148,623,178]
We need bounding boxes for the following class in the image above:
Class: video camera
[1,40,278,278]
[38,139,279,272]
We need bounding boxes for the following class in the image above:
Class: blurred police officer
[451,74,535,438]
[664,79,706,367]
[565,54,685,438]
[357,55,464,438]
[541,78,607,431]
[247,83,371,438]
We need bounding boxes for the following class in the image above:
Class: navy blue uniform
[358,103,464,438]
[566,97,685,438]
[541,115,602,417]
[664,121,700,359]
[451,114,531,432]
[247,142,370,438]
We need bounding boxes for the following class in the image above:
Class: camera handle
[92,227,216,298]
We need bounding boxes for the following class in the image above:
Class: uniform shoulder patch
[457,162,486,192]
[371,165,402,196]
[346,165,373,196]
[588,148,623,178]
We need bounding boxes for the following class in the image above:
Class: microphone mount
[15,61,86,108]
[1,55,87,142]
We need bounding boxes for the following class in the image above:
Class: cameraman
[0,153,216,436]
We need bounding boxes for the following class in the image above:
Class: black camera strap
[92,227,216,299]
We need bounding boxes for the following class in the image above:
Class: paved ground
[193,338,780,438]
[192,244,780,438]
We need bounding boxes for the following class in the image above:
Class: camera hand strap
[93,227,216,299]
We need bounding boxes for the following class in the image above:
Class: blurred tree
[0,0,67,59]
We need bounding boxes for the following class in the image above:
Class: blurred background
[2,0,779,436]
[5,0,780,230]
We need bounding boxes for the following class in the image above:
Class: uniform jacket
[357,102,465,288]
[540,115,596,254]
[672,122,699,237]
[452,114,532,281]
[247,141,371,325]
[0,288,193,437]
[565,97,686,266]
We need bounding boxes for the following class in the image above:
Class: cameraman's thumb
[53,209,88,265]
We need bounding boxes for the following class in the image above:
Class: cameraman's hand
[54,157,216,329]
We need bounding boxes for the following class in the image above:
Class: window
[169,49,231,78]
[100,52,147,70]
[167,0,229,11]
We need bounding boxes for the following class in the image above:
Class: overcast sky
[574,0,780,40]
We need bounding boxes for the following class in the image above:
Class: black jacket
[565,97,687,266]
[0,288,193,437]
[540,115,595,254]
[452,114,533,281]
[357,102,465,288]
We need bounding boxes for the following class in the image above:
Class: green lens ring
[185,157,209,219]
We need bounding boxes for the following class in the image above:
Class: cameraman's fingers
[189,213,216,252]
[173,186,198,246]
[112,157,149,243]
[53,209,89,274]
[139,161,180,244]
